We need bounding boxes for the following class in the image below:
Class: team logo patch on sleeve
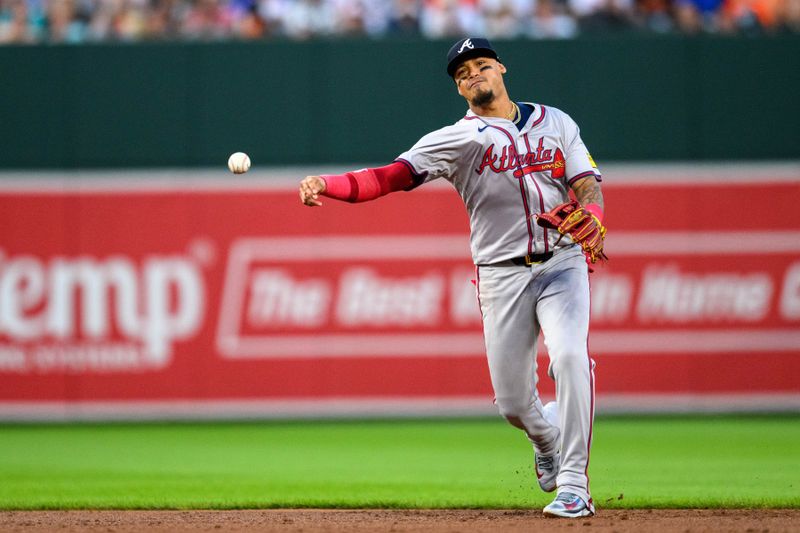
[587,153,598,169]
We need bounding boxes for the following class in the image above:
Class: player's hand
[299,176,326,207]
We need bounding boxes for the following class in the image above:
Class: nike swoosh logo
[478,125,489,132]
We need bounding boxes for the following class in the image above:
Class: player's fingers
[300,180,313,199]
[299,187,312,205]
[300,188,322,207]
[299,176,325,206]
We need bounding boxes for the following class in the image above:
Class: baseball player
[299,37,606,518]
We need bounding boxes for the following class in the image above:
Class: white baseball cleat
[543,492,596,518]
[535,401,561,492]
[535,451,560,492]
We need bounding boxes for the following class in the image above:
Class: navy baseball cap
[446,37,500,78]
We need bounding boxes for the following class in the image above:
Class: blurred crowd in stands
[1,0,799,44]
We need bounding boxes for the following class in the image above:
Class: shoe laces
[536,454,555,471]
[555,492,578,503]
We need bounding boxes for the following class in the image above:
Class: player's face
[454,57,507,106]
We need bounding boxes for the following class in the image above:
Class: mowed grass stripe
[0,416,797,509]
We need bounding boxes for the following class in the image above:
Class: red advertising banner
[0,165,798,418]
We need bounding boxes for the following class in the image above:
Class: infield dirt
[1,509,797,533]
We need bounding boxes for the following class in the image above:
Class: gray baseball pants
[476,245,595,503]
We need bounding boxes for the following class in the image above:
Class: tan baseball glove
[535,200,608,267]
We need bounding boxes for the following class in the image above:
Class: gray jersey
[397,103,601,265]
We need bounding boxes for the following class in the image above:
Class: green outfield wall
[1,36,798,168]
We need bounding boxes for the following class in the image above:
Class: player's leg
[476,264,560,455]
[535,247,595,509]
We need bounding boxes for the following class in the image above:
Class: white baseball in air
[227,152,251,174]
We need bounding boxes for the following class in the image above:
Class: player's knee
[495,396,532,422]
[503,415,526,430]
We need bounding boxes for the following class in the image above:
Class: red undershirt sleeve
[584,203,604,224]
[320,162,415,203]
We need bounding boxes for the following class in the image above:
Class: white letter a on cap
[458,39,474,53]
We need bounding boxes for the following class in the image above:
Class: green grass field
[0,415,798,510]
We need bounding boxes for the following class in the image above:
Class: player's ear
[498,61,507,74]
